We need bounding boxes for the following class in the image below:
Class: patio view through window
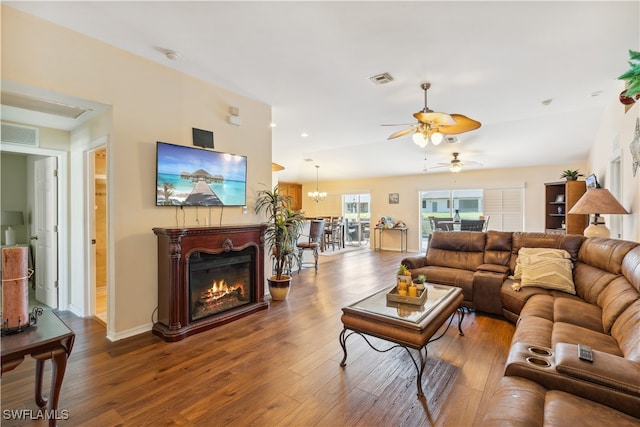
[420,189,483,250]
[343,194,370,246]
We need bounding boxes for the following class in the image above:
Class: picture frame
[388,193,399,204]
[555,194,565,203]
[585,174,599,190]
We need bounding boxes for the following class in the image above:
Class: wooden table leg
[35,358,48,407]
[33,347,68,427]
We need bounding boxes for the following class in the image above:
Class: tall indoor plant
[255,185,304,300]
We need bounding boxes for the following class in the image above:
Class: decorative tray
[386,285,428,306]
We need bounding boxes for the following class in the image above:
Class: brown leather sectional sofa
[401,230,640,425]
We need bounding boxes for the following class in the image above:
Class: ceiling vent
[1,91,91,119]
[369,73,394,85]
[445,136,460,144]
[1,123,39,147]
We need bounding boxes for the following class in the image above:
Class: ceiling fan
[385,83,481,148]
[431,152,483,173]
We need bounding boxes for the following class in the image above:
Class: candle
[398,289,407,296]
[2,247,29,330]
[408,286,417,297]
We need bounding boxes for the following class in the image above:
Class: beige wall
[589,98,640,242]
[2,6,272,337]
[0,153,28,244]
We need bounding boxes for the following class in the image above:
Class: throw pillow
[511,248,576,295]
[511,247,571,280]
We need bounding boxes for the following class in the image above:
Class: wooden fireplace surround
[152,224,268,342]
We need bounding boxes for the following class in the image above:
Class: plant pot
[267,275,292,300]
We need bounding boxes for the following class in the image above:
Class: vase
[267,275,292,300]
[454,209,461,222]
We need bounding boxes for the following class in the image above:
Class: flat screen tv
[156,141,247,206]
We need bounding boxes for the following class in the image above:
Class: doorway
[90,148,108,324]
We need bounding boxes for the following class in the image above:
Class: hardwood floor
[1,250,515,426]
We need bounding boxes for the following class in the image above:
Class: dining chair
[434,217,454,231]
[324,216,343,251]
[481,215,490,231]
[460,219,485,231]
[297,219,325,273]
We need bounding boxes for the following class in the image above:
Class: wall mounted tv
[156,141,247,207]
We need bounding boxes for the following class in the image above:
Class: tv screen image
[156,141,247,206]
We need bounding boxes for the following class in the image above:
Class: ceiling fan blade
[387,128,414,140]
[438,114,481,135]
[380,123,415,127]
[461,160,483,167]
[413,111,456,125]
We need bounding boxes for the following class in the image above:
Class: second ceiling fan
[386,83,481,147]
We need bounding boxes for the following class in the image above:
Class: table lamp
[1,211,24,246]
[568,188,628,238]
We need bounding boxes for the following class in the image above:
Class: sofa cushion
[482,376,640,427]
[512,248,576,295]
[483,230,512,266]
[551,322,623,356]
[411,265,474,302]
[426,230,485,271]
[553,298,603,332]
[598,275,639,334]
[578,237,638,275]
[611,299,640,361]
[500,279,582,321]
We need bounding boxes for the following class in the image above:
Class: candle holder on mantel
[1,246,42,336]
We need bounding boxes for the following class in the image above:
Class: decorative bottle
[454,209,461,222]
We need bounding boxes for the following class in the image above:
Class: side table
[373,227,408,252]
[1,310,75,426]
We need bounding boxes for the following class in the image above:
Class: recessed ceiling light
[165,50,180,61]
[304,158,313,162]
[590,90,603,97]
[541,98,553,106]
[270,122,277,127]
[301,132,309,137]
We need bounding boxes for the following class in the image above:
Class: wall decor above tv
[156,141,247,207]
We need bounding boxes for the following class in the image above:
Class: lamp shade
[568,188,628,215]
[1,211,24,226]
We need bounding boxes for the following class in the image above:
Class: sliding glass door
[342,194,370,246]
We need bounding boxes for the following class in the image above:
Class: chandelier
[308,165,327,203]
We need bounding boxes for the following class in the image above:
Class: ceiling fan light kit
[385,83,481,151]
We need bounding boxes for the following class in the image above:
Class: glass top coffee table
[339,283,464,397]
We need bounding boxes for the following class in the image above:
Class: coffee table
[339,283,464,397]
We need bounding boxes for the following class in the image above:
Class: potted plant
[560,169,583,181]
[255,185,304,300]
[618,49,640,104]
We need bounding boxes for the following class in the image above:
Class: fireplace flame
[200,279,244,303]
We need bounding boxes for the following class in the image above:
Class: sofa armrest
[472,268,508,315]
[477,263,510,274]
[555,343,640,397]
[401,256,427,270]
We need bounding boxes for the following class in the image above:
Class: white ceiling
[3,1,639,183]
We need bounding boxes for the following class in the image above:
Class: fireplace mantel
[152,224,268,341]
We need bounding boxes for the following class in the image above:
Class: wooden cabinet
[544,181,588,234]
[279,182,302,211]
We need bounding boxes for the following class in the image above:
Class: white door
[34,156,58,308]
